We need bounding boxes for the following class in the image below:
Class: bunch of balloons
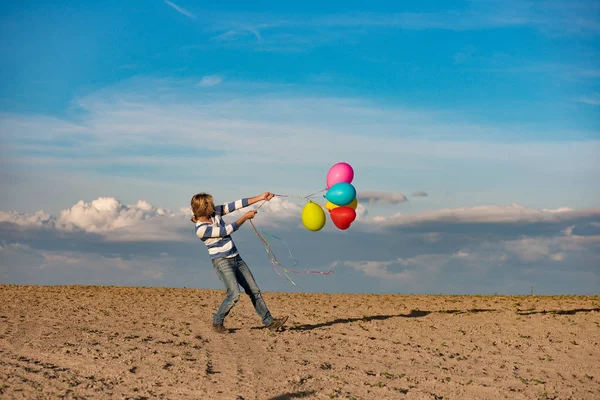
[302,162,358,231]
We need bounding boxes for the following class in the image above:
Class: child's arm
[195,211,257,239]
[214,192,274,215]
[247,192,275,206]
[214,198,248,216]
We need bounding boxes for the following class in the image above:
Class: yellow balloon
[325,198,357,211]
[347,197,358,210]
[302,202,326,231]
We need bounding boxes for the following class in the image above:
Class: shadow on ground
[268,390,316,400]
[285,308,497,332]
[516,308,600,315]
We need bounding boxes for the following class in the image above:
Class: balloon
[325,198,357,211]
[326,162,354,189]
[324,201,337,211]
[325,182,356,206]
[301,202,326,231]
[330,206,356,230]
[346,197,358,210]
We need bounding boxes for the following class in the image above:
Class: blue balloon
[325,182,356,206]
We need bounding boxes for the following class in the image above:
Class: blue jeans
[212,255,274,326]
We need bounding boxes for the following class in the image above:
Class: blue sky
[1,0,599,294]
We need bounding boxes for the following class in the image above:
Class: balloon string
[303,188,327,198]
[273,192,329,212]
[274,194,309,201]
[275,187,326,201]
[255,227,299,267]
[249,219,297,285]
[249,217,335,284]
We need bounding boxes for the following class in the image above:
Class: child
[191,192,288,333]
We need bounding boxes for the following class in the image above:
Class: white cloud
[143,269,165,280]
[212,28,264,44]
[577,93,600,106]
[357,191,408,205]
[57,197,174,232]
[0,210,55,228]
[423,232,440,243]
[342,252,477,282]
[501,234,600,263]
[197,75,223,87]
[3,197,599,293]
[2,77,598,208]
[454,250,470,258]
[37,249,169,281]
[223,196,303,227]
[0,242,33,253]
[212,30,243,42]
[225,196,372,229]
[193,0,599,55]
[343,259,415,281]
[40,252,85,269]
[354,203,368,219]
[4,196,600,249]
[0,196,315,240]
[1,197,184,241]
[1,76,598,236]
[505,237,558,263]
[556,234,600,251]
[0,243,170,281]
[164,0,196,19]
[338,228,600,283]
[370,204,600,227]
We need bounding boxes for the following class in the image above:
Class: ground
[1,285,599,399]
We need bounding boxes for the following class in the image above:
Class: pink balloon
[326,162,354,189]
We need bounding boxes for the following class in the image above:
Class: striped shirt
[195,198,249,259]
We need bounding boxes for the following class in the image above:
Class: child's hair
[190,193,215,223]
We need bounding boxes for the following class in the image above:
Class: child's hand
[244,210,258,220]
[261,192,275,201]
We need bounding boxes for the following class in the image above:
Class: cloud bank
[0,197,178,241]
[2,196,599,294]
[372,204,600,226]
[357,191,408,205]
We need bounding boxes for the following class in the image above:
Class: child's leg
[235,256,274,326]
[212,257,240,325]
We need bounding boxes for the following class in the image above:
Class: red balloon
[330,206,356,230]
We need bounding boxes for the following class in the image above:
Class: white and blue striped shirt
[195,198,249,259]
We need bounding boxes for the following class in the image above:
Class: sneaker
[267,316,288,332]
[212,323,228,334]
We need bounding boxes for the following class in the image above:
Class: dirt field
[1,285,599,399]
